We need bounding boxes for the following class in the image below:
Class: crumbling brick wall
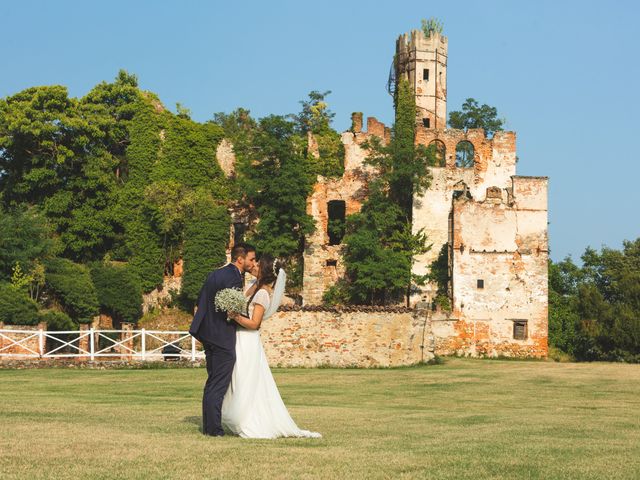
[301,115,386,304]
[0,323,46,358]
[432,175,549,358]
[411,128,518,279]
[260,307,432,367]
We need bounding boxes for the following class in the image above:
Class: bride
[222,254,321,439]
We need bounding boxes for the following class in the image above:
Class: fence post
[38,328,44,357]
[120,322,134,360]
[78,324,90,361]
[141,328,146,361]
[90,328,95,361]
[191,336,196,362]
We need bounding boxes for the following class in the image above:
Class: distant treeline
[549,240,640,362]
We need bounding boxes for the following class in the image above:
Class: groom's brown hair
[231,242,256,261]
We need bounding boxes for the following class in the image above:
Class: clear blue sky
[2,0,638,262]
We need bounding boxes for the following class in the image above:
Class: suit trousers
[202,342,236,436]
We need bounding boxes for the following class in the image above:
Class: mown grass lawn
[1,358,639,479]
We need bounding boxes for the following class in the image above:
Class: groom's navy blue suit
[189,263,243,436]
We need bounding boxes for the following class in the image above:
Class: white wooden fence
[0,328,205,361]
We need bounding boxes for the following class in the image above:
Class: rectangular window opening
[423,68,430,81]
[513,320,528,340]
[327,200,346,246]
[326,259,337,267]
[477,279,484,289]
[422,118,430,128]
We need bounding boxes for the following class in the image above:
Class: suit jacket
[189,263,243,351]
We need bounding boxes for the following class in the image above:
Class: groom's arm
[189,272,218,336]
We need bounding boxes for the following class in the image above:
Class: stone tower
[394,28,448,129]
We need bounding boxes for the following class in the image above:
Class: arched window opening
[455,141,475,168]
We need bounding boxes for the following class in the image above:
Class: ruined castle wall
[412,167,474,276]
[215,138,236,177]
[301,118,383,304]
[411,128,517,276]
[438,175,549,358]
[260,308,430,367]
[481,131,517,194]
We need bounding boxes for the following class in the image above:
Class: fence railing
[0,328,205,361]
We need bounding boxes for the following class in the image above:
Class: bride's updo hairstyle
[248,254,278,306]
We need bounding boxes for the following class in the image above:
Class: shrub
[0,282,40,325]
[322,280,351,306]
[90,262,142,324]
[43,258,99,323]
[39,310,75,330]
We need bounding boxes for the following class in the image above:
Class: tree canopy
[448,98,505,137]
[549,239,640,362]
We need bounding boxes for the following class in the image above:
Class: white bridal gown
[221,284,321,439]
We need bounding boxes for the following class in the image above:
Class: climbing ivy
[340,77,434,304]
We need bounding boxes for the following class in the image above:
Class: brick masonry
[0,322,45,356]
[261,307,433,367]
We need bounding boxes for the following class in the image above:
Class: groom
[189,242,257,436]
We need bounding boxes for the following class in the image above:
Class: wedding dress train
[221,285,321,439]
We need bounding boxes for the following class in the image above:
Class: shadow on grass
[183,415,202,433]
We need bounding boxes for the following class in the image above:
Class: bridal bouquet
[214,288,248,321]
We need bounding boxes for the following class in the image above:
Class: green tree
[0,282,40,325]
[82,69,141,178]
[448,98,505,168]
[90,262,143,324]
[236,115,316,264]
[212,108,257,145]
[342,185,427,304]
[152,114,225,191]
[548,258,581,355]
[548,240,640,362]
[290,90,335,135]
[448,98,505,136]
[290,91,344,178]
[0,83,125,261]
[341,77,433,304]
[427,244,451,311]
[181,194,230,307]
[43,258,99,324]
[0,206,57,282]
[576,240,640,361]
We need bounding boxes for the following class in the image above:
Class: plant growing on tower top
[421,18,444,37]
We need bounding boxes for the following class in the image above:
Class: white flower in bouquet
[214,288,248,321]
